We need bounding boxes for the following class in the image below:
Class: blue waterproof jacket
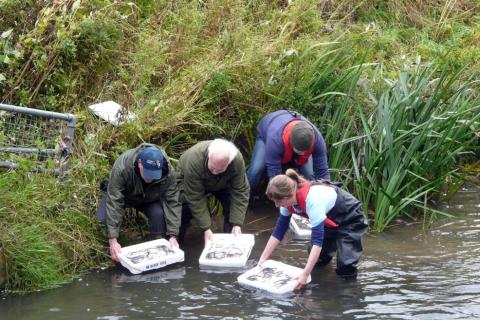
[256,110,330,180]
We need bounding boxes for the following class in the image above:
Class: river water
[1,183,479,319]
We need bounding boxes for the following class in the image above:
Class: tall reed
[344,62,480,231]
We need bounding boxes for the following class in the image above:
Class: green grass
[0,170,108,292]
[0,0,479,291]
[2,223,68,291]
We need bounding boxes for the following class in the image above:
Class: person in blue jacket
[258,169,368,289]
[247,110,330,194]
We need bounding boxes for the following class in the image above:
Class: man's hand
[169,236,179,248]
[232,225,241,236]
[108,238,122,262]
[204,229,214,243]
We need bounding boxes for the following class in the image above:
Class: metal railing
[0,104,76,177]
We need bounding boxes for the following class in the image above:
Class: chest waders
[289,180,368,277]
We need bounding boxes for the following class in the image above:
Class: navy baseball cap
[139,147,163,180]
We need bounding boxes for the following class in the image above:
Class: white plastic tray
[118,239,184,274]
[237,259,311,294]
[289,214,312,240]
[199,233,255,268]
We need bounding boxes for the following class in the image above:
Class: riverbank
[0,244,5,289]
[1,182,480,318]
[0,1,479,292]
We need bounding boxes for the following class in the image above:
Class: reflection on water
[114,267,186,284]
[1,183,480,319]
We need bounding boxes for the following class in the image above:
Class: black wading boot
[336,265,358,280]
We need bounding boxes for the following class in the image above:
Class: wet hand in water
[108,238,122,262]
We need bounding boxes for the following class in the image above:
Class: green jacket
[176,141,250,230]
[105,143,181,239]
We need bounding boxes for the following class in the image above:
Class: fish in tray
[199,233,255,268]
[124,244,175,265]
[237,259,311,294]
[289,214,312,240]
[118,239,184,274]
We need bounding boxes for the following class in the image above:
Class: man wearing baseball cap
[247,110,330,194]
[96,143,182,262]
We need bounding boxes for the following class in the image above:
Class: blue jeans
[247,138,314,193]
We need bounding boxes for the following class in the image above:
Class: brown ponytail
[285,169,308,187]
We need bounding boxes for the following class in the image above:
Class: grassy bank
[0,0,479,292]
[0,170,107,292]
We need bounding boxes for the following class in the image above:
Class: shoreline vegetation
[0,0,479,292]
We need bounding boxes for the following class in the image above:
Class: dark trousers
[316,209,368,277]
[178,191,232,242]
[96,194,166,239]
